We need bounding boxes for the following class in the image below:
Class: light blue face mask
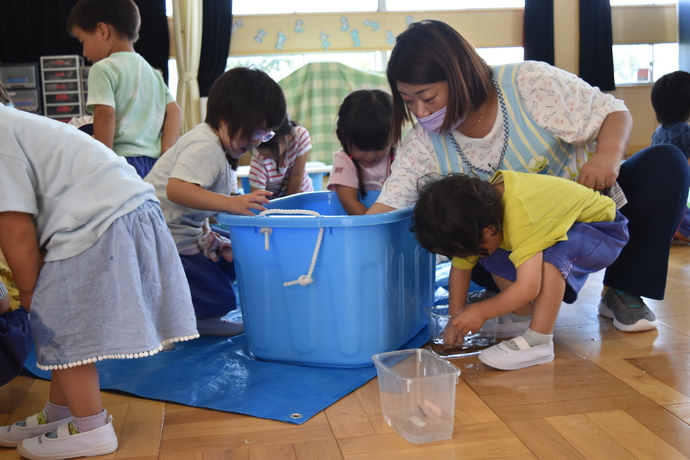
[417,106,465,135]
[3,102,14,107]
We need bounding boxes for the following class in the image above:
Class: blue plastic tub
[216,191,434,367]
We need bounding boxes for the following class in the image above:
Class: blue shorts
[479,212,629,303]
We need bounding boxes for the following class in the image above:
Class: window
[612,43,678,85]
[232,0,377,15]
[385,0,523,10]
[609,0,674,5]
[226,51,385,82]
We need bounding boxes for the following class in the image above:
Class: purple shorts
[479,212,629,303]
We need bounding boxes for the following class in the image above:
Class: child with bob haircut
[67,0,182,178]
[145,67,286,336]
[327,89,394,215]
[248,117,314,197]
[0,85,197,458]
[650,70,690,242]
[412,172,629,370]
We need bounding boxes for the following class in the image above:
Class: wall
[170,3,677,157]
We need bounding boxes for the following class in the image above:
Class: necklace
[448,77,509,179]
[469,109,485,131]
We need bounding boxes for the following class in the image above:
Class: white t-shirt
[248,125,313,197]
[0,106,156,262]
[144,123,236,252]
[378,61,629,210]
[326,148,392,192]
[87,52,175,159]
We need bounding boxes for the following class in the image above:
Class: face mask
[417,106,464,135]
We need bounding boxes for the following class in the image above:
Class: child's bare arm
[286,153,308,195]
[0,212,42,311]
[335,185,367,215]
[92,104,116,149]
[160,101,182,154]
[451,252,543,335]
[167,178,272,215]
[445,265,472,344]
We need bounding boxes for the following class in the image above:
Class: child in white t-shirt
[145,67,286,336]
[0,91,197,459]
[327,90,394,215]
[248,118,313,198]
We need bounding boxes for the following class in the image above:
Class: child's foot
[479,332,554,370]
[0,411,73,448]
[17,417,117,460]
[196,317,244,336]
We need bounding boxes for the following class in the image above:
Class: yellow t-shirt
[452,171,617,270]
[0,261,20,311]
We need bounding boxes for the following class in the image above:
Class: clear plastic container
[372,349,461,444]
[425,305,497,357]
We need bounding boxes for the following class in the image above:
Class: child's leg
[49,363,102,418]
[491,274,533,337]
[478,262,564,370]
[16,363,118,459]
[529,262,566,335]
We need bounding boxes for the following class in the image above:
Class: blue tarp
[22,262,464,424]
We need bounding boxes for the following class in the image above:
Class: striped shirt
[248,126,313,197]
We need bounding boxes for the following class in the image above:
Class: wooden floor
[3,243,690,459]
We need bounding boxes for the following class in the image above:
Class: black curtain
[579,0,615,91]
[133,0,170,84]
[0,1,81,64]
[0,0,169,84]
[524,0,554,65]
[198,0,233,97]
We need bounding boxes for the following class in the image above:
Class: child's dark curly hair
[412,173,503,259]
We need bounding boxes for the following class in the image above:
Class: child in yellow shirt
[412,172,629,370]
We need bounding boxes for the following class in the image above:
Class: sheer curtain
[173,0,202,132]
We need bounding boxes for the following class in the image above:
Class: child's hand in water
[443,321,463,346]
[227,190,272,215]
[450,303,486,337]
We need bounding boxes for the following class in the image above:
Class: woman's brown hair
[386,20,494,143]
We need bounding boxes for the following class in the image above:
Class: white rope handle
[258,209,323,286]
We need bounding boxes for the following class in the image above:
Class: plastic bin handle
[258,209,324,287]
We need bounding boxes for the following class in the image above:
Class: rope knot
[258,208,323,287]
[259,227,273,250]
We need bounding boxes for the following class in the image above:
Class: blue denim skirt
[30,201,199,370]
[479,212,629,303]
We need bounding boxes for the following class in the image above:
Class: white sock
[503,328,553,351]
[44,401,72,423]
[72,409,108,433]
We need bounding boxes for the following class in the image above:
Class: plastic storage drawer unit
[0,63,38,88]
[216,191,434,367]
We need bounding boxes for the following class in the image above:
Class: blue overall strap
[495,63,578,178]
[429,133,462,176]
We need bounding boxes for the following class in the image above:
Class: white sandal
[478,336,554,370]
[0,412,73,448]
[17,417,117,460]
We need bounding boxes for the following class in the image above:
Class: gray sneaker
[598,289,658,332]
